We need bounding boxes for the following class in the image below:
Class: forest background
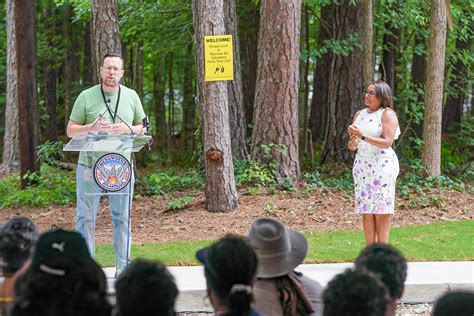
[0,0,472,248]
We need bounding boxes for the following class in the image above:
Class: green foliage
[0,165,76,208]
[264,202,276,215]
[137,169,204,195]
[234,157,276,188]
[36,141,65,167]
[167,195,193,210]
[303,33,362,60]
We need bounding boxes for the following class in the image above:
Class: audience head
[115,259,178,316]
[323,269,390,316]
[247,218,307,278]
[0,217,38,276]
[355,243,407,300]
[11,229,111,316]
[433,291,474,316]
[196,235,258,316]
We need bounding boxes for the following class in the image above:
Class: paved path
[104,261,474,312]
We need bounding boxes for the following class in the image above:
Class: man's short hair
[323,269,389,316]
[355,243,407,299]
[101,53,124,67]
[115,259,178,316]
[0,217,38,275]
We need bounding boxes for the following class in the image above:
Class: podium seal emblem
[94,153,132,192]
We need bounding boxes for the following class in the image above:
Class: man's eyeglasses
[103,66,123,72]
[365,90,376,96]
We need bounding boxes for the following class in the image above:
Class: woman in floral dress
[348,80,400,244]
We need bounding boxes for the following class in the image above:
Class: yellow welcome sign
[204,35,233,81]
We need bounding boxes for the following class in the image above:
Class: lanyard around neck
[100,85,121,123]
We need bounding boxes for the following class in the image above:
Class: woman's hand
[348,124,363,138]
[348,134,359,151]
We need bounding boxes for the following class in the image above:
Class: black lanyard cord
[100,85,121,123]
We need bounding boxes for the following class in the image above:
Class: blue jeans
[75,164,134,271]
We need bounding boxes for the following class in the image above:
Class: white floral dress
[352,108,400,214]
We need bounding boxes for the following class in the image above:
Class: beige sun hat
[248,218,308,278]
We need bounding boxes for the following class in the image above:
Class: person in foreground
[433,291,474,316]
[11,229,111,316]
[196,235,262,316]
[355,243,407,316]
[248,218,323,315]
[323,269,389,316]
[115,259,178,316]
[0,217,38,314]
[66,53,147,274]
[348,80,401,244]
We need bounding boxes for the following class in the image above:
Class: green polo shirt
[70,84,146,166]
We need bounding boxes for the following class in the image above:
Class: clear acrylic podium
[63,133,152,269]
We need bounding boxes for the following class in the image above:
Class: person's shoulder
[298,273,324,292]
[382,107,398,120]
[82,84,100,94]
[120,85,139,96]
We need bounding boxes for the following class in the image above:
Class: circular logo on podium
[93,153,131,192]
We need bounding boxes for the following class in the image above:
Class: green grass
[95,220,474,267]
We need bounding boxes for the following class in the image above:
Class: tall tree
[422,0,447,176]
[238,0,259,131]
[14,0,39,188]
[411,28,428,139]
[309,5,332,141]
[182,42,196,147]
[381,0,402,94]
[192,0,238,212]
[442,30,472,130]
[251,0,302,186]
[1,0,19,173]
[63,5,81,129]
[363,0,374,88]
[42,2,59,141]
[224,0,248,160]
[321,1,365,163]
[91,0,122,78]
[300,5,311,153]
[153,64,166,144]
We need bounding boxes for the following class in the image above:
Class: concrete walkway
[104,261,474,312]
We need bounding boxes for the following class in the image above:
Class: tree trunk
[83,21,94,86]
[381,1,402,95]
[363,0,374,88]
[224,0,248,160]
[442,35,471,131]
[43,2,58,141]
[411,31,428,139]
[238,0,259,132]
[1,0,19,174]
[153,65,166,144]
[251,0,301,186]
[309,5,332,141]
[182,42,196,147]
[192,0,238,212]
[14,0,39,188]
[91,0,122,78]
[321,1,365,163]
[168,52,174,141]
[422,0,447,176]
[63,6,77,130]
[300,5,311,153]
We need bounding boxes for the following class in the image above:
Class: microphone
[142,116,150,135]
[105,98,135,135]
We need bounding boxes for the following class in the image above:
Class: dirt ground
[1,187,472,243]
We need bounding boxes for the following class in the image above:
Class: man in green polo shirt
[66,53,146,275]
